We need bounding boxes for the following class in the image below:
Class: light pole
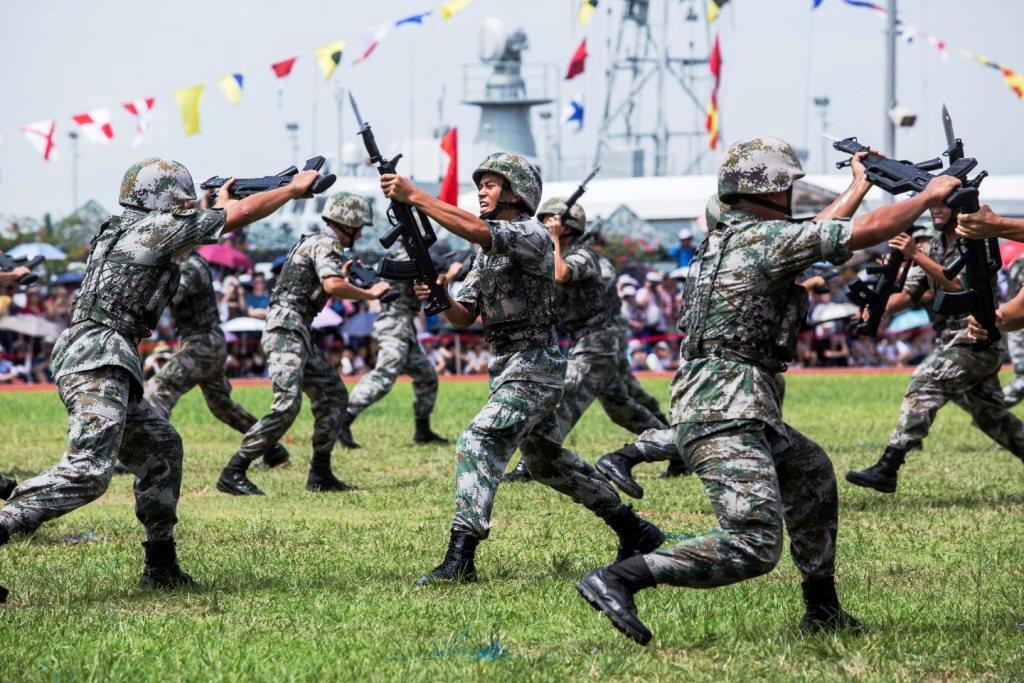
[285,122,300,165]
[813,96,830,173]
[68,130,80,210]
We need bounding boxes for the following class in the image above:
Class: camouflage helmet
[472,152,543,215]
[537,197,586,233]
[322,191,373,228]
[717,137,805,202]
[119,158,196,211]
[705,194,728,229]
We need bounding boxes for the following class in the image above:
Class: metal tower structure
[594,0,714,177]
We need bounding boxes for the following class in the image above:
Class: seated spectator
[878,336,914,366]
[463,341,490,374]
[630,347,647,373]
[0,357,21,384]
[245,272,270,320]
[646,341,677,372]
[431,342,453,376]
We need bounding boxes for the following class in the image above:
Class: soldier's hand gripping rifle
[561,165,600,225]
[341,248,399,304]
[0,251,45,287]
[200,156,337,199]
[348,92,450,317]
[845,229,918,337]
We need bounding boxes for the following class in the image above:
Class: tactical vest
[173,253,222,338]
[559,243,614,337]
[70,212,180,343]
[475,219,556,350]
[269,233,332,325]
[678,227,802,373]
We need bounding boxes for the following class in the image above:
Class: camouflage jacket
[172,251,222,339]
[52,208,226,391]
[1005,255,1024,296]
[266,225,347,349]
[671,208,852,438]
[557,242,619,356]
[455,215,562,388]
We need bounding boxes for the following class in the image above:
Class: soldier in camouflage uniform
[1000,256,1024,406]
[576,137,962,645]
[141,251,291,466]
[379,152,665,586]
[0,159,322,600]
[216,192,391,496]
[337,247,448,448]
[846,203,1024,493]
[502,198,667,483]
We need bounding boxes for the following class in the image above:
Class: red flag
[706,34,722,150]
[271,57,297,79]
[439,128,459,206]
[565,39,588,80]
[709,34,722,85]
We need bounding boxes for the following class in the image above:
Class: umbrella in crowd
[1000,240,1024,267]
[51,271,84,286]
[886,308,932,334]
[0,314,62,339]
[7,242,66,261]
[341,312,377,337]
[198,244,253,271]
[312,307,343,330]
[810,302,860,325]
[221,316,265,333]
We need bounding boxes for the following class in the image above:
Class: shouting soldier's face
[477,173,506,215]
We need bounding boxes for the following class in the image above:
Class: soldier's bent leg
[554,355,605,439]
[451,380,559,538]
[143,349,204,420]
[405,339,439,420]
[957,374,1024,460]
[0,369,130,536]
[347,334,406,417]
[597,370,667,434]
[199,370,259,434]
[886,358,955,452]
[304,350,354,491]
[236,334,307,462]
[118,397,183,541]
[643,423,784,587]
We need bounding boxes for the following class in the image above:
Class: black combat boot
[0,474,16,500]
[661,457,691,479]
[256,443,291,469]
[306,451,356,492]
[577,554,657,645]
[800,576,864,635]
[413,418,449,444]
[0,525,9,603]
[139,538,199,590]
[216,454,264,496]
[501,459,533,483]
[596,444,647,499]
[416,530,480,586]
[337,411,360,450]
[845,447,906,493]
[601,504,666,562]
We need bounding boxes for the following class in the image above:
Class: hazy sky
[1,0,1021,216]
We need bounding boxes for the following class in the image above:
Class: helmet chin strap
[736,188,793,219]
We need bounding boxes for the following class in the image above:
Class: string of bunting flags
[12,1,477,161]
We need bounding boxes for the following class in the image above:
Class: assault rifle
[830,111,994,345]
[561,165,600,223]
[846,229,919,338]
[341,248,399,304]
[0,252,44,287]
[348,92,450,316]
[200,156,337,199]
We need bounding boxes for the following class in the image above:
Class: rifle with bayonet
[200,156,337,199]
[561,165,600,225]
[341,248,399,304]
[845,227,921,338]
[348,92,451,317]
[830,106,994,345]
[0,252,45,287]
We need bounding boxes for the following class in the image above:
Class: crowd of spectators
[0,243,964,386]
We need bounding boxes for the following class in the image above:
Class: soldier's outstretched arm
[413,276,477,328]
[815,151,873,221]
[0,267,30,285]
[380,173,492,248]
[957,205,1024,242]
[849,175,961,251]
[323,276,390,301]
[219,171,321,232]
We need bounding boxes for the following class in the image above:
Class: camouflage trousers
[453,351,622,538]
[347,318,437,419]
[143,332,258,431]
[887,342,1024,457]
[617,329,665,418]
[644,420,837,586]
[1003,330,1024,406]
[237,328,347,462]
[556,334,667,440]
[0,368,182,541]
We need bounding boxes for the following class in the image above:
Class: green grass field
[0,372,1022,681]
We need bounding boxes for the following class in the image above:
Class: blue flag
[396,11,432,27]
[563,96,584,132]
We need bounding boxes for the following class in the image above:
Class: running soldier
[502,198,667,483]
[576,138,962,645]
[847,204,1024,492]
[142,251,291,466]
[216,192,390,496]
[0,159,322,600]
[379,152,665,586]
[0,265,36,500]
[337,248,450,448]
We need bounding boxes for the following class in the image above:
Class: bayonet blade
[348,91,366,130]
[582,165,601,186]
[821,133,841,143]
[942,103,956,149]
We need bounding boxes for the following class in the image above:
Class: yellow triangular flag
[217,73,244,105]
[577,0,597,27]
[440,0,472,20]
[316,39,346,80]
[172,83,205,136]
[708,1,720,22]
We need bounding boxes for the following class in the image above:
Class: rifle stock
[200,156,337,199]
